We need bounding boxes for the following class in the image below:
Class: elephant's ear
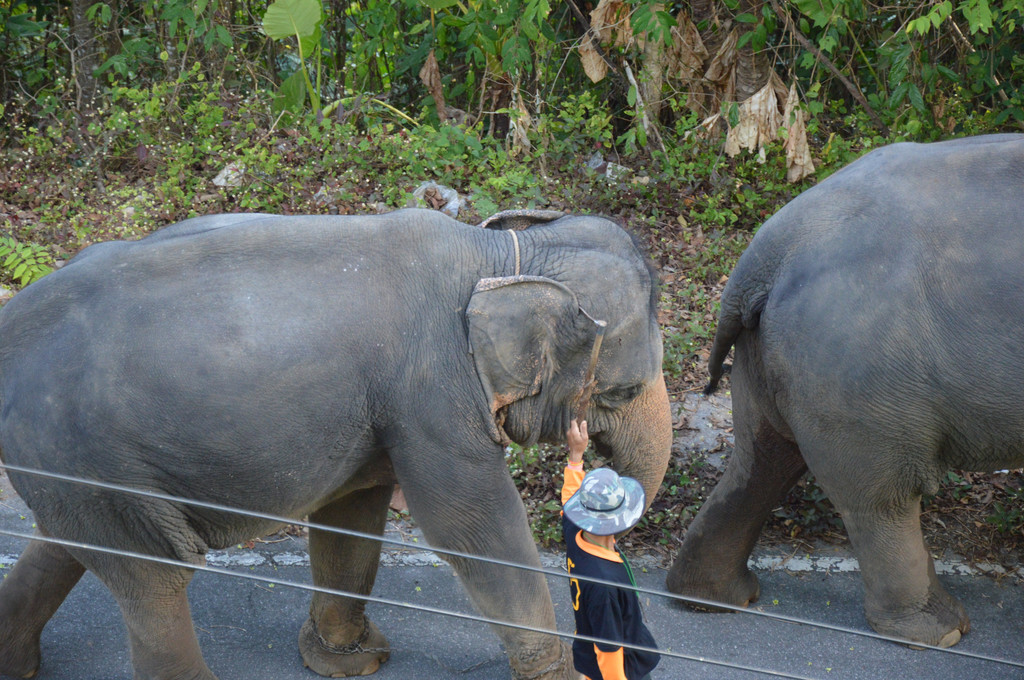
[466,275,580,434]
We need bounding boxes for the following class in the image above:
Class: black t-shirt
[564,513,660,679]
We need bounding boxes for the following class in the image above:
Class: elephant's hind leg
[0,537,85,678]
[299,485,391,678]
[666,417,805,609]
[830,483,969,647]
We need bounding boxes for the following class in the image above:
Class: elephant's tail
[703,313,739,396]
[704,254,773,396]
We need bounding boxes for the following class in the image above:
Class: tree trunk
[70,0,100,111]
[690,0,771,112]
[329,0,348,98]
[103,0,121,70]
[640,25,666,124]
[735,0,770,101]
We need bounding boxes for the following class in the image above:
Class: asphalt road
[1,475,1023,680]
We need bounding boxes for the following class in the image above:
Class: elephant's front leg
[398,451,571,680]
[838,494,969,647]
[90,555,216,680]
[300,485,392,677]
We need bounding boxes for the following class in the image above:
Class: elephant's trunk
[596,373,673,512]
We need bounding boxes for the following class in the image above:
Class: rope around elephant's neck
[507,229,520,275]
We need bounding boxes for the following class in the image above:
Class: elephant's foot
[0,618,41,678]
[865,588,970,648]
[0,647,39,679]
[665,557,760,611]
[299,616,390,678]
[509,638,573,680]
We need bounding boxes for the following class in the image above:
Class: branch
[624,62,667,153]
[767,0,889,135]
[564,0,622,79]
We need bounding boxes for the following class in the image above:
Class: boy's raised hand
[567,419,588,464]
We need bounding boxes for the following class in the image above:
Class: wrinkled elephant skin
[0,209,672,679]
[667,134,1024,648]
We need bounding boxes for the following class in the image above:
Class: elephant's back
[754,133,1024,256]
[0,209,475,478]
[760,134,1024,354]
[716,135,1024,369]
[751,135,1024,465]
[2,209,474,343]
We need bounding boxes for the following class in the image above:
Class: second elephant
[668,133,1024,648]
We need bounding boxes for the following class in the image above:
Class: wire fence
[1,461,1022,679]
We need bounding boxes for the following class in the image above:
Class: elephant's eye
[595,384,642,407]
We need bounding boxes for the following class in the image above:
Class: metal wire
[1,461,1022,673]
[0,527,813,680]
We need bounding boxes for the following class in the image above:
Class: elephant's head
[466,213,672,509]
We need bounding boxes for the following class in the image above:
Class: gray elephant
[0,208,672,679]
[667,134,1024,648]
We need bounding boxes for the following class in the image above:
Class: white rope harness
[507,229,521,275]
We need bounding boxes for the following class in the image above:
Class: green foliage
[907,1,955,36]
[788,0,1024,136]
[538,91,614,158]
[986,485,1024,534]
[662,317,713,381]
[630,4,676,46]
[428,0,553,81]
[529,498,564,547]
[507,443,564,547]
[0,236,53,287]
[263,0,325,115]
[90,1,233,83]
[927,471,1024,537]
[941,470,975,501]
[160,0,233,52]
[0,3,54,106]
[3,0,1022,154]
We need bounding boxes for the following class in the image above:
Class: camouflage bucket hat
[564,467,646,536]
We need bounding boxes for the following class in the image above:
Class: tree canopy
[2,0,1021,146]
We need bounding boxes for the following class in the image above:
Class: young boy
[562,419,660,680]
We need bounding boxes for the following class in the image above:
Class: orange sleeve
[594,645,627,680]
[562,465,585,505]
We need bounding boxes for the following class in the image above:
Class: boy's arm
[594,647,627,680]
[562,420,588,505]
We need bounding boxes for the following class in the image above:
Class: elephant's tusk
[574,318,607,421]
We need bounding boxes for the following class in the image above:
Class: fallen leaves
[703,28,739,103]
[667,12,708,83]
[579,35,607,83]
[574,4,816,183]
[589,0,632,47]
